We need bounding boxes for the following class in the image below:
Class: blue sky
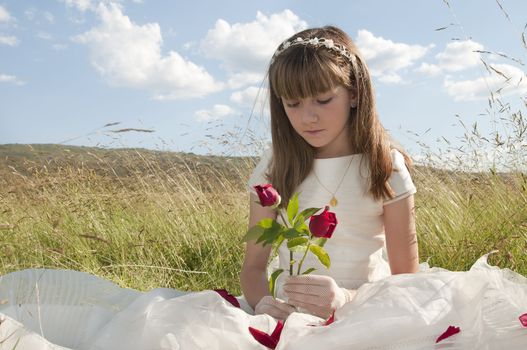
[1,0,526,158]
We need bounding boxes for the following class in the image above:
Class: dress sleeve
[383,149,417,205]
[247,145,273,195]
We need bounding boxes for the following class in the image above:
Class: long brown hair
[266,25,412,207]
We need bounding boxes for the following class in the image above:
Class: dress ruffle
[1,254,526,350]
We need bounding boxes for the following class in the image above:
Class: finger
[283,283,326,296]
[284,285,329,299]
[287,293,328,308]
[287,275,330,286]
[287,299,330,319]
[266,304,293,320]
[273,300,296,314]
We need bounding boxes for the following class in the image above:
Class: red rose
[254,184,281,208]
[309,206,337,238]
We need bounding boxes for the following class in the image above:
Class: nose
[300,104,318,124]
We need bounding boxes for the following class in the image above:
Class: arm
[240,193,276,309]
[383,194,419,274]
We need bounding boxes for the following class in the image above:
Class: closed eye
[285,101,299,108]
[317,98,333,105]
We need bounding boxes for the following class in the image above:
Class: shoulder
[384,148,416,205]
[390,148,408,170]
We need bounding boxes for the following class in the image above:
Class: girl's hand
[283,275,355,319]
[254,295,296,320]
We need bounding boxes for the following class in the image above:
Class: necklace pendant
[329,196,338,207]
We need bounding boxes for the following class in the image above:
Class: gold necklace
[312,156,354,207]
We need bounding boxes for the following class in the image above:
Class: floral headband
[270,36,357,66]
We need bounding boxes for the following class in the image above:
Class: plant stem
[277,210,293,276]
[297,240,311,275]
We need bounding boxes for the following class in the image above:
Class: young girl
[241,25,420,320]
[0,25,525,350]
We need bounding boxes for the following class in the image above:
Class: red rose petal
[248,320,283,349]
[435,325,461,343]
[520,313,527,327]
[323,311,335,326]
[248,327,278,349]
[213,289,240,308]
[270,320,284,339]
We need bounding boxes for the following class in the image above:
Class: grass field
[0,143,525,295]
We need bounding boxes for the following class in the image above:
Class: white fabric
[0,255,526,349]
[248,147,417,296]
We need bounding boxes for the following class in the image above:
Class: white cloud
[201,10,307,73]
[44,11,55,23]
[227,72,264,89]
[378,73,403,84]
[74,3,223,99]
[0,74,25,85]
[230,86,269,116]
[0,5,13,23]
[444,63,527,101]
[231,86,262,105]
[415,62,441,76]
[0,34,18,46]
[415,40,484,78]
[25,8,56,24]
[63,0,93,12]
[436,40,483,72]
[356,29,431,84]
[195,104,237,121]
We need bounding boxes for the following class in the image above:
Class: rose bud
[309,206,337,238]
[254,184,281,208]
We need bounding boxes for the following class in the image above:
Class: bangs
[270,46,349,100]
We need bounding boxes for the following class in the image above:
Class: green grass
[0,144,526,295]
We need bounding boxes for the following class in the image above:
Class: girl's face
[282,85,357,158]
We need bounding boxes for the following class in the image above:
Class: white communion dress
[0,149,526,349]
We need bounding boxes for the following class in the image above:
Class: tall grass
[0,147,254,294]
[0,143,525,295]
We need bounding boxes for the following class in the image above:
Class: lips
[305,129,324,135]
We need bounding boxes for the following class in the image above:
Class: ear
[349,88,358,108]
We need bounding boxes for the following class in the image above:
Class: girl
[241,25,420,320]
[0,25,525,350]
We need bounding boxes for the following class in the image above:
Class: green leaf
[309,245,331,269]
[257,218,274,229]
[242,225,264,242]
[283,228,302,239]
[293,214,305,229]
[300,225,310,235]
[298,207,321,221]
[269,269,284,298]
[256,221,282,246]
[287,237,308,249]
[287,193,300,225]
[292,207,321,228]
[311,237,328,247]
[289,245,308,253]
[302,267,317,275]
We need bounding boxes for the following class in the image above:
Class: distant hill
[0,144,255,191]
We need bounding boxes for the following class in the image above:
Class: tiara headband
[270,36,357,66]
